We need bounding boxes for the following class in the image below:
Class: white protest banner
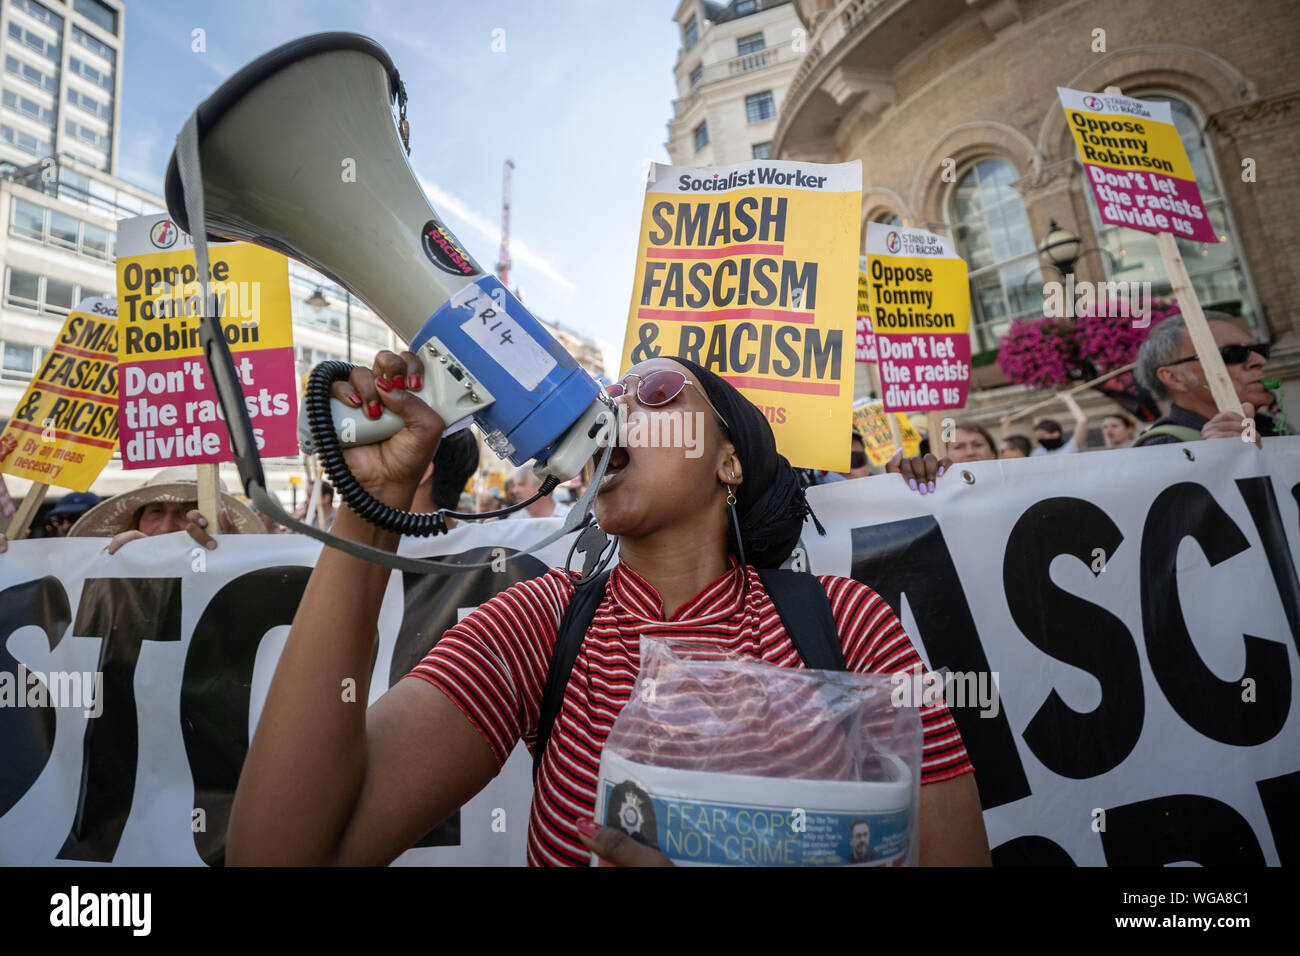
[0,439,1296,865]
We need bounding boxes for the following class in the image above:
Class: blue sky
[119,0,682,372]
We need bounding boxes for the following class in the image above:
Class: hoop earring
[726,486,737,506]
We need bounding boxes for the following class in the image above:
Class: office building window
[81,222,110,259]
[44,277,74,314]
[736,0,757,14]
[7,21,59,61]
[684,16,698,51]
[694,121,708,152]
[5,55,56,92]
[10,197,44,239]
[690,64,703,86]
[745,90,775,123]
[65,118,110,150]
[67,87,112,121]
[1,340,36,376]
[737,32,765,56]
[0,121,51,156]
[3,87,54,124]
[752,142,771,160]
[49,210,78,249]
[69,56,113,91]
[948,157,1042,351]
[72,25,114,62]
[73,0,117,35]
[10,0,63,29]
[6,268,40,309]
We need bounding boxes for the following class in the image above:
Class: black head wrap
[667,357,826,568]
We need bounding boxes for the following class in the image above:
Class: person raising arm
[230,349,990,866]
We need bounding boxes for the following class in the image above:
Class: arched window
[947,159,1042,353]
[1083,96,1262,336]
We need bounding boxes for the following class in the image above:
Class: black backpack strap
[758,569,845,671]
[533,570,611,783]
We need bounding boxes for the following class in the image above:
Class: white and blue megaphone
[162,33,609,530]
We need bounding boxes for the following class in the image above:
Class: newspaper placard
[852,399,922,466]
[621,160,862,471]
[0,298,119,491]
[864,223,971,413]
[1058,88,1217,244]
[856,256,876,363]
[115,214,298,468]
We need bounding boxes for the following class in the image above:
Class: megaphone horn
[164,32,607,490]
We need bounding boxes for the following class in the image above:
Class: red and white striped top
[407,561,974,867]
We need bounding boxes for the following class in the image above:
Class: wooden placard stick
[1100,86,1242,418]
[196,464,221,529]
[927,411,947,458]
[5,482,49,539]
[1002,362,1137,427]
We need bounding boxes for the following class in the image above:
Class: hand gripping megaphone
[163,33,612,544]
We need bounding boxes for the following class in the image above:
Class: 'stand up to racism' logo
[421,216,479,277]
[149,219,178,249]
[1083,95,1104,111]
[885,231,902,254]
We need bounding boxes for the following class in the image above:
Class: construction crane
[496,158,514,289]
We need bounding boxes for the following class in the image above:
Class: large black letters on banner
[1236,477,1300,651]
[849,517,1030,810]
[1099,794,1265,866]
[1256,769,1300,866]
[0,577,70,818]
[990,834,1076,866]
[180,566,312,867]
[1141,482,1291,745]
[394,547,550,849]
[58,577,182,862]
[1004,498,1144,778]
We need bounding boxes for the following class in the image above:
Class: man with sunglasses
[1133,312,1279,446]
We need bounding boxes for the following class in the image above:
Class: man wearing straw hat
[67,466,263,554]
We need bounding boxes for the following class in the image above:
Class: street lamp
[303,286,353,363]
[1038,219,1082,277]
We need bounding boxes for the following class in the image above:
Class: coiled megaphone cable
[305,359,580,535]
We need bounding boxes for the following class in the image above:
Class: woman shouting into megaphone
[228,349,990,867]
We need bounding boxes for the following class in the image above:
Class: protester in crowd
[1133,312,1279,446]
[848,431,871,480]
[409,428,479,530]
[947,423,998,463]
[316,481,337,531]
[505,462,570,520]
[1101,413,1137,449]
[474,486,505,515]
[228,351,989,867]
[1000,435,1032,459]
[1032,392,1088,456]
[66,466,263,554]
[45,492,101,536]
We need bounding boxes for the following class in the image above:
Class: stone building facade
[773,0,1299,436]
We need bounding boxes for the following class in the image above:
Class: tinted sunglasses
[1164,342,1270,368]
[606,370,730,431]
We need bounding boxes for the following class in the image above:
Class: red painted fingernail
[575,819,602,839]
[367,400,381,419]
[392,375,405,390]
[375,376,393,393]
[344,390,362,407]
[409,374,421,390]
